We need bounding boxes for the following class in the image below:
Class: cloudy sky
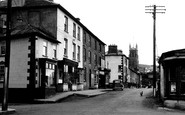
[54,0,185,65]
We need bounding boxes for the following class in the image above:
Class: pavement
[34,88,110,103]
[162,100,185,111]
[0,89,110,114]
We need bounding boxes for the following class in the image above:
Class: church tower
[129,44,139,70]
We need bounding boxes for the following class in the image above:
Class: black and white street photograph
[0,0,185,114]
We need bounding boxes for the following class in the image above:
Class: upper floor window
[77,26,80,41]
[94,54,97,65]
[95,40,97,50]
[83,47,86,62]
[99,57,101,66]
[73,43,76,60]
[88,51,91,64]
[53,45,57,59]
[64,38,68,57]
[73,23,76,38]
[89,35,91,47]
[83,32,86,43]
[43,41,47,57]
[64,16,68,32]
[99,43,102,52]
[77,45,80,62]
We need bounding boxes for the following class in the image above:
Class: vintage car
[112,80,124,91]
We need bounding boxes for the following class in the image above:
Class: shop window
[170,82,176,94]
[0,65,4,82]
[180,82,185,95]
[45,62,56,87]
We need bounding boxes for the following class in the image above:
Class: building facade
[83,28,106,89]
[0,0,106,101]
[105,45,129,87]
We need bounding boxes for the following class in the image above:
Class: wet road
[7,88,185,115]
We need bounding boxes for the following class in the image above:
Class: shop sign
[99,71,104,75]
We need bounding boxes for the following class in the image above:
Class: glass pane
[180,82,185,95]
[170,82,176,93]
[169,67,176,81]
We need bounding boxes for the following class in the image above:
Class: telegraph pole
[145,5,166,97]
[2,0,12,111]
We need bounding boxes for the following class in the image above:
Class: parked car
[112,80,124,91]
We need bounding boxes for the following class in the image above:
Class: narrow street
[7,88,184,115]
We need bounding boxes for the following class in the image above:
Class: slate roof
[0,24,60,43]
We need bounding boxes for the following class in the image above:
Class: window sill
[42,55,48,58]
[64,55,68,58]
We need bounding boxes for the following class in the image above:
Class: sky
[54,0,185,65]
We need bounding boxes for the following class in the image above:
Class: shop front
[57,58,78,92]
[38,58,57,98]
[159,49,185,100]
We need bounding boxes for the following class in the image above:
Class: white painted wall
[35,37,58,59]
[9,37,30,88]
[57,8,83,68]
[105,56,122,83]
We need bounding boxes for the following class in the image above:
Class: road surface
[7,88,185,115]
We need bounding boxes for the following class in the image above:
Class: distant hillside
[139,64,153,73]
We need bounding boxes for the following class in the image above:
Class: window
[99,57,101,66]
[53,45,57,59]
[64,16,68,32]
[0,64,4,82]
[73,23,76,38]
[94,54,97,65]
[89,35,91,47]
[73,43,76,60]
[64,38,68,57]
[0,41,5,55]
[43,41,47,57]
[84,67,86,82]
[45,62,55,87]
[83,47,86,62]
[77,26,80,40]
[88,51,91,64]
[0,14,6,28]
[95,40,97,50]
[99,43,102,52]
[77,46,80,62]
[118,65,122,72]
[83,32,86,43]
